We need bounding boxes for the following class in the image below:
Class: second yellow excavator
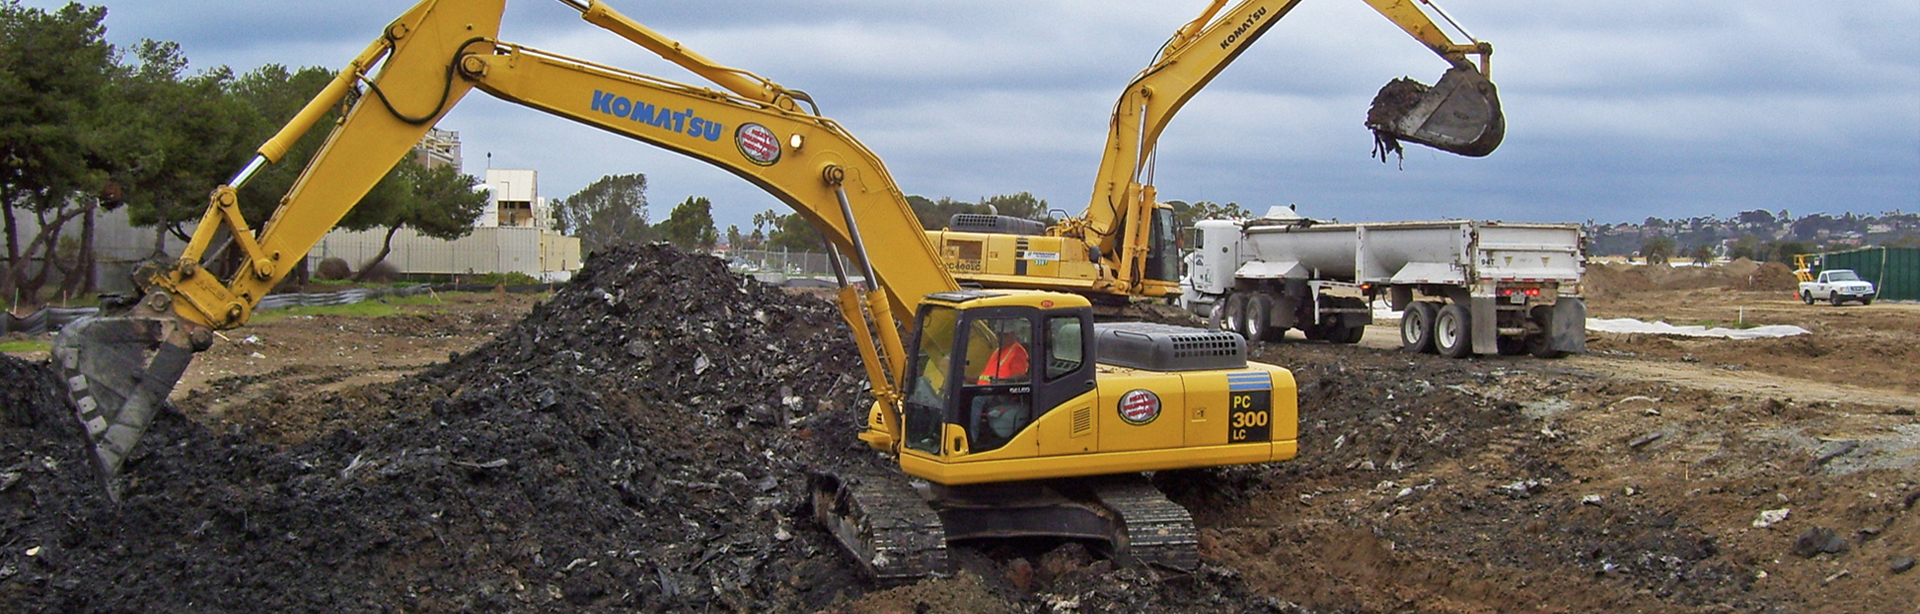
[928,0,1505,307]
[53,0,1296,581]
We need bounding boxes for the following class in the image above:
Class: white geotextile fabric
[1370,306,1809,339]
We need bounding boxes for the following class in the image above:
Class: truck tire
[1338,321,1366,344]
[1434,303,1473,358]
[1526,305,1570,359]
[1801,290,1814,305]
[1862,297,1873,305]
[1244,294,1279,343]
[1222,293,1248,337]
[1400,302,1439,354]
[1496,336,1527,356]
[1830,292,1843,306]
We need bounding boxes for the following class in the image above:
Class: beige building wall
[313,226,580,282]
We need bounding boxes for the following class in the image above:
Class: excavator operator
[976,328,1031,385]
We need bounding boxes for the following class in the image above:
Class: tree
[765,211,826,252]
[1169,200,1251,232]
[906,193,1054,230]
[1640,236,1676,265]
[226,64,339,236]
[658,195,718,250]
[907,195,983,230]
[553,173,649,253]
[1686,243,1716,265]
[1727,235,1763,261]
[353,159,488,279]
[0,0,116,303]
[109,40,258,257]
[1766,241,1811,264]
[725,224,743,248]
[980,191,1053,225]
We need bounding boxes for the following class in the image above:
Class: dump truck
[1186,208,1587,358]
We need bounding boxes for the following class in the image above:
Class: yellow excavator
[927,0,1504,306]
[53,0,1296,579]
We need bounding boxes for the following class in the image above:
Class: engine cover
[1093,322,1246,372]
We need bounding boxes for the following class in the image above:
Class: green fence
[1815,247,1919,301]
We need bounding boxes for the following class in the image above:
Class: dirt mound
[1585,261,1801,298]
[1747,262,1799,291]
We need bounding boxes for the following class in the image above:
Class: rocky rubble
[0,245,875,612]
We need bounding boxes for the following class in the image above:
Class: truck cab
[1801,269,1877,305]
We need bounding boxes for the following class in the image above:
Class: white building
[310,148,580,281]
[413,128,462,169]
[479,169,551,229]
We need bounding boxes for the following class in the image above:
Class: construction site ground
[1,252,1914,613]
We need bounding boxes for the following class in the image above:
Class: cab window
[963,318,1031,386]
[1045,316,1083,380]
[902,306,960,455]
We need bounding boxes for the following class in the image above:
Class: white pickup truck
[1800,269,1877,305]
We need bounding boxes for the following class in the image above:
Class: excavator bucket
[1366,66,1504,159]
[51,297,202,493]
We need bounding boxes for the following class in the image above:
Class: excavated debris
[0,244,1277,613]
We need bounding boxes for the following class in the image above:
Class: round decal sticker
[736,123,781,166]
[1118,389,1161,425]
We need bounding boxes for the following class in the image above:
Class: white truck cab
[1800,269,1877,305]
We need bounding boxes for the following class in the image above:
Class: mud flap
[1367,67,1504,159]
[1549,298,1587,354]
[1470,296,1497,355]
[52,313,198,495]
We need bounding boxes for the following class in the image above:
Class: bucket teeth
[51,316,196,489]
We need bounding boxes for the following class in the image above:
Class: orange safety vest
[977,341,1030,384]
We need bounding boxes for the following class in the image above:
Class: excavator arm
[55,0,951,484]
[1052,0,1503,297]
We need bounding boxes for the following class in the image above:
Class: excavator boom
[933,0,1503,301]
[53,0,1302,582]
[55,0,950,487]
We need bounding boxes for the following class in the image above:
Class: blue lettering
[701,121,722,141]
[652,107,673,128]
[591,90,615,113]
[611,96,632,118]
[674,109,692,133]
[631,101,655,123]
[687,117,705,137]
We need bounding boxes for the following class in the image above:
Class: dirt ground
[2,257,1914,613]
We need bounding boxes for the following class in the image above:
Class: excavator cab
[1366,66,1504,159]
[900,292,1094,459]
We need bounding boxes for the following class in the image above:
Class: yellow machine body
[876,290,1296,485]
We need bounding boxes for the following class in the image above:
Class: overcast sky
[34,0,1920,233]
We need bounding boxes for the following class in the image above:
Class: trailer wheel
[1244,294,1279,342]
[1433,304,1473,358]
[1526,306,1570,358]
[1400,302,1439,354]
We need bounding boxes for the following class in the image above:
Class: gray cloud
[30,0,1919,233]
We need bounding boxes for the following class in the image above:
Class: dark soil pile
[0,245,881,613]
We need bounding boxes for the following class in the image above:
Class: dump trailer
[1186,210,1587,358]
